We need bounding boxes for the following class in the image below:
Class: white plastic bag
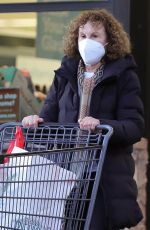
[0,147,77,230]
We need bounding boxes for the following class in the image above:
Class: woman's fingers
[78,116,100,130]
[22,115,44,127]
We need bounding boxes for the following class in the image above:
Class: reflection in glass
[36,11,80,60]
[0,11,84,93]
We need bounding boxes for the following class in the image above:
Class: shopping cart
[0,122,113,230]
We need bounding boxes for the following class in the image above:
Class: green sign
[36,10,78,59]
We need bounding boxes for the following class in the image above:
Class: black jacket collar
[55,55,137,92]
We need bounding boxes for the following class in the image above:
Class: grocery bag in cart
[0,126,77,230]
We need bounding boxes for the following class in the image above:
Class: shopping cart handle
[38,122,79,128]
[96,124,113,134]
[0,122,22,131]
[0,122,113,137]
[0,122,78,129]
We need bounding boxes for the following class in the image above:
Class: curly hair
[63,9,131,60]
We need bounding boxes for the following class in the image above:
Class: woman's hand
[22,115,44,128]
[78,116,100,130]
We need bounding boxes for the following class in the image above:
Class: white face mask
[78,38,106,66]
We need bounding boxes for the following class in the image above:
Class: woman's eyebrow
[79,31,85,35]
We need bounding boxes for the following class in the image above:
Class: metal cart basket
[0,122,113,230]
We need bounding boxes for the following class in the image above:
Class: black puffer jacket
[40,55,144,228]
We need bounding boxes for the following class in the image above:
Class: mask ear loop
[101,43,108,64]
[104,42,109,47]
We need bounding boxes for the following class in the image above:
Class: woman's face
[78,21,107,46]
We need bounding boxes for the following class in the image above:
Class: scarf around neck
[78,60,104,120]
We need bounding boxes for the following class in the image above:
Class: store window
[0,0,117,121]
[0,10,81,88]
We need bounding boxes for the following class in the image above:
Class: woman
[22,9,144,229]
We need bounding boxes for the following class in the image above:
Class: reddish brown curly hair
[63,9,131,60]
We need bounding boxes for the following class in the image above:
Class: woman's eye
[79,32,86,38]
[92,34,98,38]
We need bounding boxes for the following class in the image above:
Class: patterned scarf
[78,60,104,120]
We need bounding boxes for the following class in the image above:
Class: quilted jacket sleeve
[101,69,144,146]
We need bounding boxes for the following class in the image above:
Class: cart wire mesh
[0,122,113,230]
